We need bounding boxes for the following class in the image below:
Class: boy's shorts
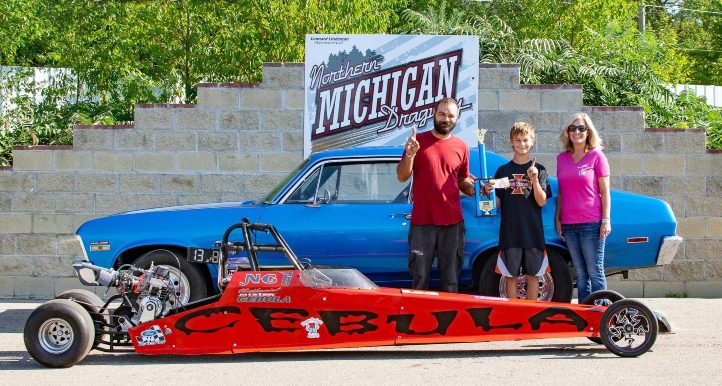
[496,248,549,277]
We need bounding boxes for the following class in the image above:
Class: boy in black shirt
[483,122,552,300]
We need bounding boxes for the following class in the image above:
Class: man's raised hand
[405,125,419,157]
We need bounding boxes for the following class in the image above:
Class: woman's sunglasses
[568,125,588,133]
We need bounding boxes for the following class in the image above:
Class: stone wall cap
[12,145,73,151]
[136,103,196,108]
[646,127,705,133]
[521,84,582,90]
[198,83,260,88]
[74,124,134,130]
[479,63,520,68]
[263,62,304,68]
[582,106,644,112]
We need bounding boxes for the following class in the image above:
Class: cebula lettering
[248,307,589,336]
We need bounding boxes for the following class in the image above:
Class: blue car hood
[117,200,267,215]
[76,200,272,260]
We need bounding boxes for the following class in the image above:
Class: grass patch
[665,291,689,298]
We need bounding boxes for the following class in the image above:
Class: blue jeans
[562,222,606,302]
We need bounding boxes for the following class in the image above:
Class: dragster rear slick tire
[24,299,94,368]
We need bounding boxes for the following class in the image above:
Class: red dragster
[24,221,659,368]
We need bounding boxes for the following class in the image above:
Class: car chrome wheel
[38,318,74,354]
[161,265,191,307]
[134,249,208,305]
[498,272,555,301]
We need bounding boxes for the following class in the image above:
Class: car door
[258,158,414,287]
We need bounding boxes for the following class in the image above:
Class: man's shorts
[496,248,549,277]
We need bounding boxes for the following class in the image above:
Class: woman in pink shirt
[555,113,611,303]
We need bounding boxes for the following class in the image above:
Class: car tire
[55,289,105,319]
[134,249,208,305]
[55,289,106,346]
[478,248,573,302]
[599,299,658,357]
[24,299,94,368]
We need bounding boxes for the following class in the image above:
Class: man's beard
[434,119,456,135]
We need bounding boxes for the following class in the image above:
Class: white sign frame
[304,34,479,157]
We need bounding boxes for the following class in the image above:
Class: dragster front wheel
[582,290,626,344]
[24,299,94,368]
[599,299,658,357]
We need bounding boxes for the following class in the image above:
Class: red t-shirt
[405,130,471,226]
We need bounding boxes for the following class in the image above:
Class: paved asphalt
[1,298,720,386]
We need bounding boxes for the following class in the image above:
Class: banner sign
[304,34,479,157]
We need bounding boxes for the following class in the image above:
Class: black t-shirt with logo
[494,160,553,250]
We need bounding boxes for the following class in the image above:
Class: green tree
[398,0,722,147]
[38,0,404,104]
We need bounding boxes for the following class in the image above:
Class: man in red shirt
[396,98,475,292]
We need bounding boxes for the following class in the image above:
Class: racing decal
[301,317,324,339]
[401,289,439,296]
[239,273,280,286]
[238,288,279,293]
[282,272,292,286]
[318,311,379,336]
[387,311,457,335]
[89,241,110,251]
[466,308,523,332]
[227,256,250,269]
[136,325,166,346]
[249,307,309,333]
[241,306,590,337]
[528,307,588,332]
[237,291,291,303]
[238,272,293,286]
[174,306,241,335]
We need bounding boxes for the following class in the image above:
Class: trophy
[474,128,497,216]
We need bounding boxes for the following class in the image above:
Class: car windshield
[262,158,310,203]
[299,268,379,290]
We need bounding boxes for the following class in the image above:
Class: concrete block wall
[0,62,720,298]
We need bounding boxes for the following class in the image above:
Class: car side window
[285,161,410,204]
[324,162,408,204]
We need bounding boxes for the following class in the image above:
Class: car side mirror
[305,189,332,207]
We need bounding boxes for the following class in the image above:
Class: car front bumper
[656,235,683,266]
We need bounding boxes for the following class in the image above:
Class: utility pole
[638,4,646,33]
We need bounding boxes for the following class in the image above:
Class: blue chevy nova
[75,146,682,303]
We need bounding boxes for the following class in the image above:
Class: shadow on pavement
[0,309,33,333]
[1,344,614,370]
